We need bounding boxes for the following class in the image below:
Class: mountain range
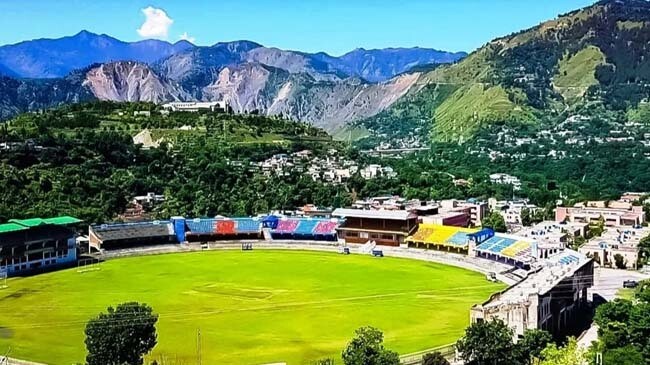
[0,31,466,129]
[1,0,649,139]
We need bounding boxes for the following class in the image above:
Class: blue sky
[0,0,595,55]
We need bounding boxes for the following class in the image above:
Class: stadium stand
[313,221,338,235]
[406,224,477,251]
[269,218,339,241]
[182,217,261,240]
[235,218,261,233]
[89,221,176,250]
[215,220,236,235]
[295,220,320,235]
[0,216,80,275]
[474,234,536,268]
[274,219,300,234]
[186,218,215,234]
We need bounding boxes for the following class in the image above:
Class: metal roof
[332,208,417,220]
[9,218,47,227]
[43,216,83,225]
[0,223,29,234]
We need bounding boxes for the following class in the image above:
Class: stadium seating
[235,218,260,233]
[186,219,215,234]
[274,219,300,233]
[446,232,470,246]
[406,224,477,249]
[215,220,236,235]
[559,254,581,265]
[294,220,320,235]
[408,228,436,242]
[313,221,337,235]
[476,236,517,254]
[501,241,531,258]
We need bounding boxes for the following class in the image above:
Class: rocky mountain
[313,47,467,82]
[0,32,465,130]
[0,71,93,120]
[356,0,650,143]
[83,62,189,103]
[0,30,194,78]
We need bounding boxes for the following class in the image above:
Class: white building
[161,101,228,112]
[490,173,522,191]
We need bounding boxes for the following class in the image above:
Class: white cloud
[179,32,196,43]
[137,6,173,39]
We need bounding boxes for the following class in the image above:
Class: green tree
[341,327,400,365]
[422,351,450,365]
[603,345,644,365]
[84,302,158,365]
[635,279,650,303]
[482,211,507,233]
[516,329,553,365]
[520,208,532,227]
[456,319,518,365]
[539,338,586,365]
[614,254,627,269]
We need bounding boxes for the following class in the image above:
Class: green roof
[43,216,83,225]
[0,223,29,234]
[5,216,82,229]
[9,218,46,227]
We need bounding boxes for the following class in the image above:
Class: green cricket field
[0,250,503,364]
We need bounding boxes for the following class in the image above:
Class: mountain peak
[211,40,263,53]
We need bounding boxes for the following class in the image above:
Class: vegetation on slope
[356,0,650,144]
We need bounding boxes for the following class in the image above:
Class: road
[578,267,650,349]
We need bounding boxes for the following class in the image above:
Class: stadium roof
[332,208,417,220]
[91,221,174,243]
[7,216,82,227]
[0,223,29,234]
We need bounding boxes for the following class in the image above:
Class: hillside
[356,0,650,144]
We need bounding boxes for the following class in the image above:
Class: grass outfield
[0,250,504,365]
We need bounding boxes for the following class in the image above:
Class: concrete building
[470,250,593,341]
[0,216,81,276]
[579,226,650,269]
[332,208,418,246]
[555,204,645,227]
[435,199,488,227]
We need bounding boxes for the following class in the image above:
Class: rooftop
[482,249,590,308]
[0,216,82,234]
[332,208,417,221]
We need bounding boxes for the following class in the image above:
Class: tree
[341,327,400,365]
[422,351,450,365]
[603,345,644,365]
[520,208,532,226]
[614,253,627,269]
[539,338,586,365]
[635,279,650,303]
[516,329,553,365]
[456,319,518,365]
[84,302,158,365]
[482,211,507,233]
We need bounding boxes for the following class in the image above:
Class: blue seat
[236,219,260,233]
[186,219,215,234]
[447,232,470,246]
[294,220,320,235]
